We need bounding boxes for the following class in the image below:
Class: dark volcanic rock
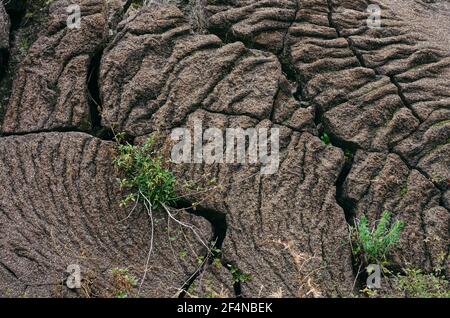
[205,0,297,53]
[332,0,450,189]
[100,5,314,136]
[0,0,448,298]
[0,132,211,297]
[202,0,449,282]
[1,0,108,134]
[137,111,354,297]
[342,151,449,273]
[102,5,354,297]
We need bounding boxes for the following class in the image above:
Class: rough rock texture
[203,0,449,276]
[0,2,9,73]
[0,132,211,297]
[101,6,354,297]
[100,6,315,136]
[342,151,449,273]
[147,111,354,297]
[0,0,448,298]
[0,2,8,49]
[1,0,108,134]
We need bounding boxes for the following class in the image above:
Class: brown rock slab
[0,2,8,51]
[100,5,314,137]
[0,0,447,298]
[342,151,449,273]
[102,5,354,296]
[1,0,108,134]
[134,109,354,297]
[0,132,211,297]
[202,0,449,277]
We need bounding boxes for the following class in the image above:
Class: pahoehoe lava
[0,0,448,298]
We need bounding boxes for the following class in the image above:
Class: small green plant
[113,136,177,209]
[350,211,404,267]
[115,291,128,298]
[432,119,450,128]
[320,132,331,145]
[431,173,445,184]
[227,264,252,284]
[113,134,210,294]
[24,11,34,19]
[212,258,222,269]
[343,149,353,161]
[111,268,137,298]
[196,255,205,265]
[19,37,30,54]
[130,1,144,10]
[392,268,450,298]
[400,184,408,197]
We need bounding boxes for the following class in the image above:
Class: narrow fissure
[86,49,115,141]
[335,153,356,224]
[315,104,358,223]
[173,199,230,297]
[0,1,26,121]
[324,0,373,288]
[389,75,422,121]
[278,0,300,91]
[87,50,103,129]
[280,0,299,55]
[108,0,136,32]
[85,0,146,141]
[174,199,247,297]
[1,0,26,76]
[0,47,7,82]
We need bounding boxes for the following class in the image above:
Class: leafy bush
[113,136,176,209]
[392,268,450,298]
[350,211,404,267]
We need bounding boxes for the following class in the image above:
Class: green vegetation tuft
[111,268,137,298]
[350,210,404,267]
[227,264,252,284]
[392,268,450,298]
[320,132,331,145]
[113,136,177,210]
[432,119,450,128]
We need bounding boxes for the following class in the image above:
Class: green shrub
[113,134,210,293]
[350,210,404,267]
[364,268,450,298]
[392,268,450,298]
[113,136,176,210]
